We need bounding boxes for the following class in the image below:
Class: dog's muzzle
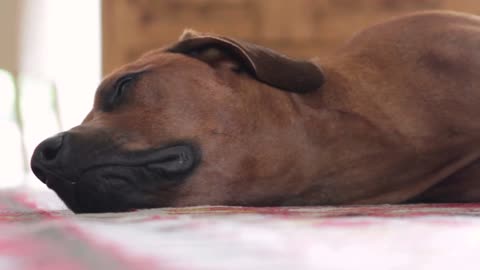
[30,131,200,213]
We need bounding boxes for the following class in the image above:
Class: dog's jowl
[31,11,480,213]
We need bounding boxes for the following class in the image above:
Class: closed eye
[103,75,135,111]
[114,76,134,101]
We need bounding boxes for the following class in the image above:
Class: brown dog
[31,11,480,213]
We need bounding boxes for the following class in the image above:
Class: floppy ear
[166,30,325,93]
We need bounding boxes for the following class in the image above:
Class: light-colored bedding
[1,189,479,270]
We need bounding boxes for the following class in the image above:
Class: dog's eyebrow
[96,76,116,94]
[96,65,153,95]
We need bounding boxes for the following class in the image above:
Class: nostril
[43,143,60,160]
[38,134,65,162]
[31,133,69,184]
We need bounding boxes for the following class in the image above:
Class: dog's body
[31,11,480,213]
[306,11,480,204]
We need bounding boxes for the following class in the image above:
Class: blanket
[1,189,480,270]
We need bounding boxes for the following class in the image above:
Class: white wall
[0,0,101,188]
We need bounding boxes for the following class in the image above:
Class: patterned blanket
[1,189,480,270]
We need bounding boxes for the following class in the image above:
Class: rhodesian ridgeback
[31,11,480,213]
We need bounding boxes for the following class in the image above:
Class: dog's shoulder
[341,10,480,53]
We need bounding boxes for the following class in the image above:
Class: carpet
[1,189,480,270]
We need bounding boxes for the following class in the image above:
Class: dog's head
[30,30,325,213]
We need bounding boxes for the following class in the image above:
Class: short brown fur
[32,11,480,211]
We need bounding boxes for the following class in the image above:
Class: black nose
[31,133,65,182]
[36,134,64,162]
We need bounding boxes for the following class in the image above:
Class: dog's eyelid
[102,74,138,112]
[115,75,135,94]
[113,75,134,99]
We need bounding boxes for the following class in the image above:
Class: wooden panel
[0,0,21,72]
[102,0,480,75]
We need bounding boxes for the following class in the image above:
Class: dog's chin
[44,175,81,212]
[45,167,180,213]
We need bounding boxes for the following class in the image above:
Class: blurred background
[1,0,480,189]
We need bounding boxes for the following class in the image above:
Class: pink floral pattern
[1,190,480,270]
